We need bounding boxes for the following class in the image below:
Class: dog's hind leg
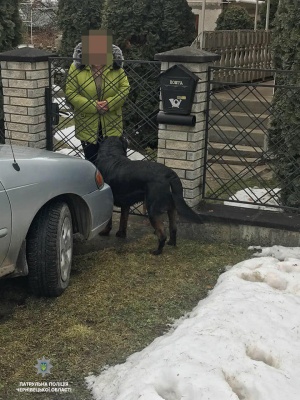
[167,205,177,246]
[149,215,167,255]
[116,206,130,238]
[99,216,112,236]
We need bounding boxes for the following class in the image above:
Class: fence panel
[203,66,300,214]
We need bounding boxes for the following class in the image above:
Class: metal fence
[46,57,161,153]
[203,66,300,214]
[46,57,161,214]
[45,61,300,215]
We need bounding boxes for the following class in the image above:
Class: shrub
[259,0,279,29]
[268,0,300,208]
[57,0,105,57]
[0,0,22,143]
[215,5,253,31]
[103,0,196,148]
[103,0,195,60]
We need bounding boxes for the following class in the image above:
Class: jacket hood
[72,42,124,70]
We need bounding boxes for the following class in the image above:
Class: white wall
[188,0,223,33]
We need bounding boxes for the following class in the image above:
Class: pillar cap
[154,46,220,63]
[0,47,54,62]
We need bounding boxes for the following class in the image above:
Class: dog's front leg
[116,206,130,238]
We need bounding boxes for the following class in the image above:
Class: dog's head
[98,135,128,159]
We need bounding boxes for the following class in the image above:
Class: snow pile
[54,126,81,149]
[224,187,282,211]
[126,149,145,161]
[52,85,61,94]
[86,246,300,400]
[250,245,300,262]
[55,148,84,158]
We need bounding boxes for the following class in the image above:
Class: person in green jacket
[65,29,130,164]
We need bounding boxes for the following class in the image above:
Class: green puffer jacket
[65,50,130,144]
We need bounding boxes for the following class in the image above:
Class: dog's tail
[169,173,204,224]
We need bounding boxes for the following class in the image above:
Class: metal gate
[202,66,300,214]
[45,57,161,214]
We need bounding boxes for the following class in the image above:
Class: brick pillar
[0,47,53,148]
[155,47,220,208]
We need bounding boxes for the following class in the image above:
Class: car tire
[26,201,73,297]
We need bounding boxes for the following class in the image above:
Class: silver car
[0,145,113,297]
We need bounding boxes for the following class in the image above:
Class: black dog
[96,136,203,255]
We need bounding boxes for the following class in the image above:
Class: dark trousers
[81,126,103,165]
[81,141,99,165]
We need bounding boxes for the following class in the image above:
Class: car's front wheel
[27,201,73,297]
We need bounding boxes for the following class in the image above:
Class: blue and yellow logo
[35,357,53,377]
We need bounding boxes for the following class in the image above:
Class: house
[187,0,223,34]
[188,0,266,35]
[19,0,58,47]
[19,0,57,30]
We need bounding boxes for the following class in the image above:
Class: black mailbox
[160,64,199,115]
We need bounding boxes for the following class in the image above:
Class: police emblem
[35,357,53,377]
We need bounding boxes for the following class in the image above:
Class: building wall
[188,0,223,33]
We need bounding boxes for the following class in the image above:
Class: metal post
[45,87,53,151]
[199,0,207,50]
[254,0,259,31]
[30,0,33,45]
[265,0,271,31]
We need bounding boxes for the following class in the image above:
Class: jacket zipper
[95,71,102,140]
[95,69,107,139]
[101,71,107,137]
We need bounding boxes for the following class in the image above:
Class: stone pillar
[155,46,220,208]
[0,47,53,148]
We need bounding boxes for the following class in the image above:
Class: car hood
[0,145,76,161]
[0,143,102,198]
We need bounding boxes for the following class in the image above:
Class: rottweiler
[96,136,204,255]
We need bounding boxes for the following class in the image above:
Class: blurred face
[82,29,113,67]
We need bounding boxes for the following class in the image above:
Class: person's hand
[96,100,108,114]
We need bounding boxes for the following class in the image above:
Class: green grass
[0,234,250,400]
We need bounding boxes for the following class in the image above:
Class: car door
[0,181,11,267]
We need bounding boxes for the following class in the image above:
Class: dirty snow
[224,187,282,211]
[86,246,300,400]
